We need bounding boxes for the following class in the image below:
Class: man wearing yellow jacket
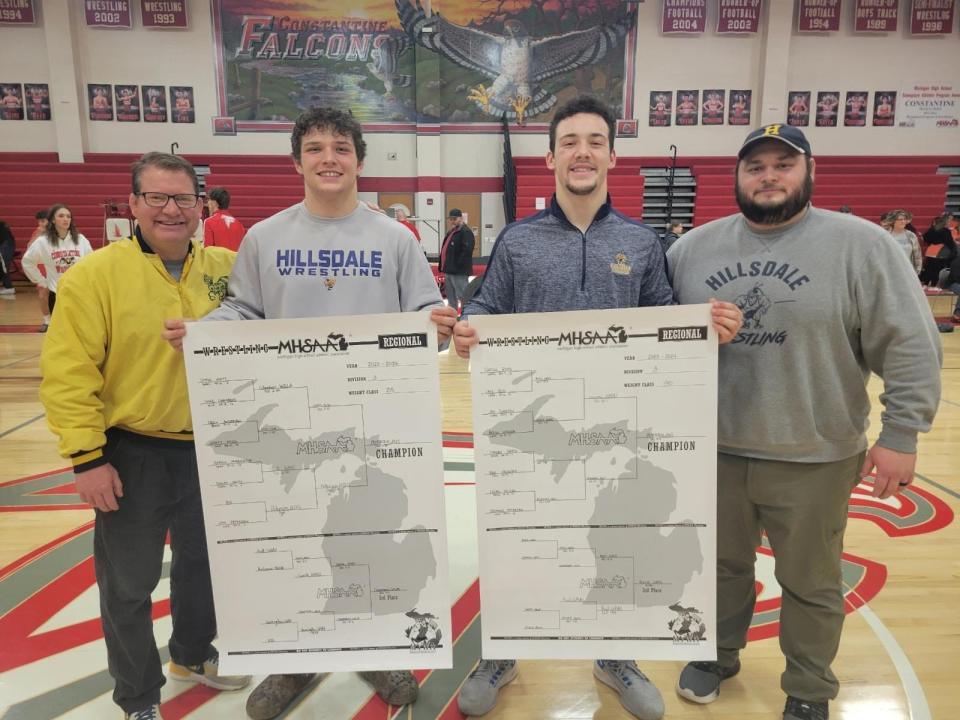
[40,152,250,720]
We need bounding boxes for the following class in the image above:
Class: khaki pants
[715,451,864,702]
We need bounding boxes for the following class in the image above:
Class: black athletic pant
[94,429,217,713]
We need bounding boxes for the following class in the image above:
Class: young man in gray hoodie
[667,124,941,720]
[164,107,457,720]
[452,96,742,720]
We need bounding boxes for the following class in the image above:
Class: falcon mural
[396,0,634,123]
[367,35,413,96]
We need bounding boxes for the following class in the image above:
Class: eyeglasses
[136,191,201,209]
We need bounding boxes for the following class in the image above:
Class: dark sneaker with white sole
[676,659,741,704]
[783,695,829,720]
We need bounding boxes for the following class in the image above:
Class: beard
[735,169,813,225]
[564,179,598,196]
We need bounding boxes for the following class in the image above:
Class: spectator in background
[440,208,475,312]
[920,212,957,287]
[28,209,52,323]
[22,204,94,332]
[945,251,960,323]
[838,205,852,214]
[30,209,49,242]
[661,220,684,254]
[0,219,15,297]
[886,210,922,275]
[393,206,422,243]
[203,187,246,252]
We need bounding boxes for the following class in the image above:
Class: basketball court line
[0,412,44,439]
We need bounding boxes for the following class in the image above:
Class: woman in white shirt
[22,204,94,331]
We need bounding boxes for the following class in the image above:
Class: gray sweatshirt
[463,195,674,316]
[667,206,941,461]
[206,201,442,321]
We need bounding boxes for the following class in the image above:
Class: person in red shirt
[203,187,246,252]
[393,206,422,243]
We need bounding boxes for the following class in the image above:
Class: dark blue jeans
[0,238,13,288]
[94,430,217,713]
[445,273,470,311]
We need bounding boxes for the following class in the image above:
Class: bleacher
[1,151,957,281]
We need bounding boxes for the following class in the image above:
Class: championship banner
[797,0,841,31]
[140,0,187,28]
[0,0,35,24]
[701,89,725,125]
[469,305,718,662]
[787,91,811,126]
[854,0,897,32]
[716,0,762,33]
[909,0,954,34]
[899,83,960,128]
[661,0,706,33]
[728,90,751,125]
[183,312,453,675]
[872,91,896,126]
[85,1,132,28]
[649,91,672,127]
[213,0,636,130]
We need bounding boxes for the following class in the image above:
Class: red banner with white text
[854,0,898,31]
[797,0,842,32]
[717,0,762,33]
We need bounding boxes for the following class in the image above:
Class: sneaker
[457,659,518,716]
[123,705,163,720]
[593,660,665,720]
[784,696,829,720]
[245,674,316,720]
[38,323,48,333]
[168,649,251,691]
[676,659,740,704]
[0,288,14,295]
[358,669,419,706]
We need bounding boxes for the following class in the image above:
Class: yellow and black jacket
[40,233,235,471]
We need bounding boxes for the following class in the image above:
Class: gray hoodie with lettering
[205,202,441,321]
[667,206,941,461]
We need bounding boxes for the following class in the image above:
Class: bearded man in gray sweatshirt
[667,124,942,720]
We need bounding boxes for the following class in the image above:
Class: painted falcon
[395,0,634,120]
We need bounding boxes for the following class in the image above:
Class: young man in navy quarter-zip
[452,96,742,720]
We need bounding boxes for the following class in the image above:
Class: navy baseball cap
[738,123,812,159]
[448,208,463,218]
